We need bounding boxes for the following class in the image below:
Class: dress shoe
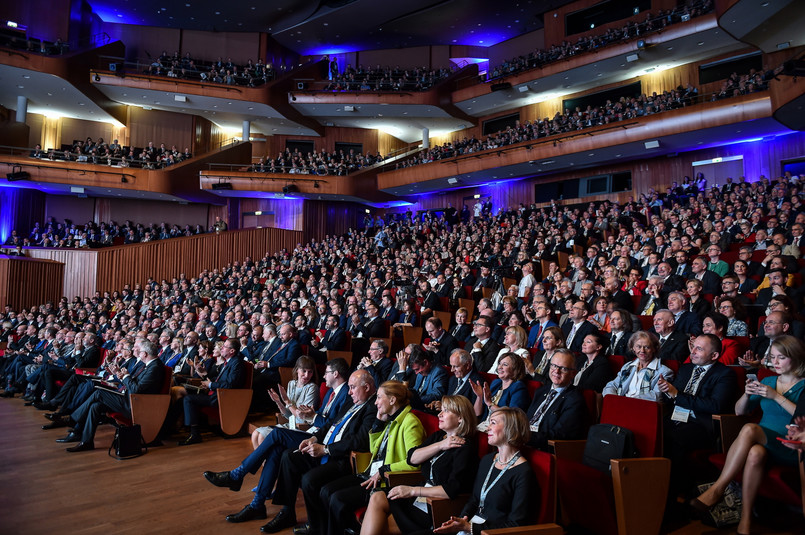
[56,431,80,443]
[294,524,313,535]
[178,434,202,446]
[0,390,16,398]
[688,497,713,520]
[260,509,296,533]
[35,401,57,411]
[204,470,243,491]
[225,504,267,523]
[46,411,67,421]
[42,419,68,430]
[23,399,35,406]
[66,441,94,452]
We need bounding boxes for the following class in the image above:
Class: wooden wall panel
[127,107,193,153]
[94,227,302,293]
[180,31,261,65]
[488,29,546,70]
[102,23,181,62]
[377,131,409,158]
[59,118,114,148]
[25,248,98,300]
[0,256,65,310]
[260,127,381,159]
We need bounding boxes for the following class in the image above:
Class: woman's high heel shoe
[688,497,713,518]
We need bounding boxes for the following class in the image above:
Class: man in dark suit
[658,334,738,494]
[179,338,248,445]
[261,370,378,534]
[472,265,494,299]
[422,316,458,367]
[410,350,448,409]
[354,301,386,339]
[690,256,722,296]
[309,314,346,364]
[672,251,693,279]
[357,339,393,387]
[657,262,687,293]
[604,277,633,313]
[203,360,357,529]
[665,291,702,336]
[428,349,481,411]
[525,349,589,451]
[561,300,598,354]
[527,302,558,350]
[252,324,303,407]
[467,316,501,373]
[744,311,791,368]
[378,294,399,324]
[637,276,667,316]
[58,340,166,452]
[653,310,690,363]
[755,269,791,310]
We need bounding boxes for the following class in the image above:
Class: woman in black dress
[434,407,538,535]
[359,395,478,535]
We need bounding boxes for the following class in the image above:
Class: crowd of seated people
[3,167,805,533]
[395,71,767,170]
[0,27,71,55]
[485,0,714,82]
[145,50,277,87]
[323,64,453,92]
[30,137,192,169]
[250,147,384,175]
[3,216,228,249]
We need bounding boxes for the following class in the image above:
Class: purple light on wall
[87,6,141,25]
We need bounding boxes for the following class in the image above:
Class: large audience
[323,65,453,92]
[3,216,227,249]
[250,147,384,175]
[145,51,278,87]
[2,166,805,533]
[30,137,192,169]
[486,0,714,82]
[395,70,767,170]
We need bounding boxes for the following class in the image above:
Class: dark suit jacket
[637,294,666,315]
[657,330,690,362]
[210,356,248,403]
[610,290,633,313]
[356,316,386,339]
[380,306,399,323]
[697,271,722,296]
[412,365,449,405]
[608,330,633,359]
[673,310,702,336]
[526,384,589,451]
[311,384,351,429]
[75,345,101,369]
[428,331,458,367]
[755,287,792,309]
[266,339,302,369]
[449,324,473,343]
[364,357,393,388]
[122,359,167,397]
[561,320,598,353]
[574,354,615,393]
[313,394,378,457]
[447,371,481,405]
[667,362,738,448]
[257,337,281,362]
[467,337,501,373]
[527,320,558,349]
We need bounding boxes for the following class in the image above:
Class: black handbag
[582,423,638,472]
[108,424,147,459]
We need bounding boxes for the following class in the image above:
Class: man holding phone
[658,333,739,494]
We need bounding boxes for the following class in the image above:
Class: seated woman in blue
[472,352,530,428]
[691,335,805,535]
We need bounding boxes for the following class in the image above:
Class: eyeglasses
[549,363,576,373]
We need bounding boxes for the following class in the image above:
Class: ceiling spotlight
[313,181,320,188]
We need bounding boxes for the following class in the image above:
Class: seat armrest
[351,451,372,474]
[427,495,470,527]
[481,524,564,535]
[549,439,586,462]
[713,414,751,452]
[387,470,423,487]
[611,457,671,535]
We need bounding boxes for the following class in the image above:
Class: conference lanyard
[478,451,521,517]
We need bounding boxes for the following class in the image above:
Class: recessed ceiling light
[22,75,30,79]
[17,84,23,88]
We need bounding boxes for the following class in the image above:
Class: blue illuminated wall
[0,187,45,244]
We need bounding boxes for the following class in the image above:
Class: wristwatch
[323,446,330,456]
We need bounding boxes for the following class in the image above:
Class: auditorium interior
[1,0,805,533]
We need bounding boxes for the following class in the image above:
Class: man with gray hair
[57,339,166,452]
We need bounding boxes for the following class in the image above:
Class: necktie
[684,366,704,395]
[659,336,667,346]
[644,299,656,315]
[530,389,558,428]
[321,404,362,463]
[321,390,336,417]
[532,325,543,348]
[609,333,619,355]
[677,265,683,275]
[452,378,465,395]
[566,324,578,348]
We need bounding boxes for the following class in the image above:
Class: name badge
[671,406,691,423]
[369,460,383,476]
[413,485,432,514]
[470,514,487,524]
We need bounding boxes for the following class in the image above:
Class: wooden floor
[1,397,801,535]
